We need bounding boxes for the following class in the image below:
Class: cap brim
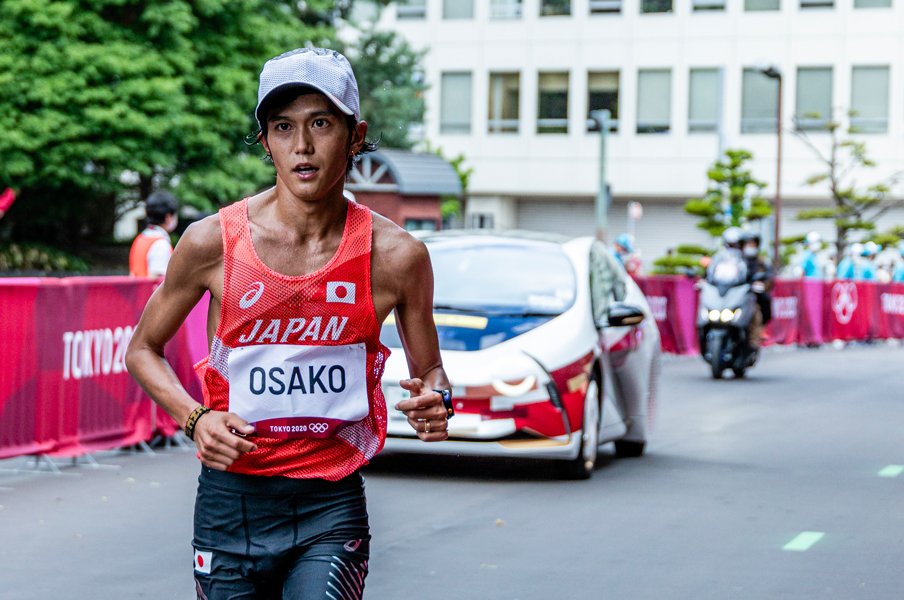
[256,82,355,128]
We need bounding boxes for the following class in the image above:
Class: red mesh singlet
[198,198,390,481]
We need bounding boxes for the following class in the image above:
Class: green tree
[793,112,903,258]
[683,148,772,238]
[652,149,771,275]
[0,0,336,248]
[348,29,426,150]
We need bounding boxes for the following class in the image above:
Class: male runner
[126,47,452,599]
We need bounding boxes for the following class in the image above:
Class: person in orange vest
[129,191,179,276]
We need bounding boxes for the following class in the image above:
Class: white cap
[255,48,360,131]
[805,231,821,245]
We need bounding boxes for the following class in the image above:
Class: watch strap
[433,388,454,419]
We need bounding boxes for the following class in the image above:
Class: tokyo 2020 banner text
[0,277,208,460]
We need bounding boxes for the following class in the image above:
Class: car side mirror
[607,303,646,327]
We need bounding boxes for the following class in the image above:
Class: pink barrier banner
[635,277,904,353]
[876,283,904,339]
[0,277,202,459]
[765,280,800,346]
[635,276,699,355]
[824,281,876,342]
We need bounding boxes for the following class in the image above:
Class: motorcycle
[696,250,764,379]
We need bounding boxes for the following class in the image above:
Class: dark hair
[249,87,378,176]
[145,191,178,225]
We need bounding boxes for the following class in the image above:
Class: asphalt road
[1,344,902,600]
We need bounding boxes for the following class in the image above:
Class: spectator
[129,191,178,277]
[613,233,642,277]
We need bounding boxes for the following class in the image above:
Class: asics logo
[239,282,265,309]
[326,281,356,304]
[309,422,329,434]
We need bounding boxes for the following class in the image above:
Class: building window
[854,0,891,6]
[397,0,426,19]
[637,69,671,134]
[537,72,569,134]
[540,0,571,16]
[795,67,832,131]
[693,0,725,10]
[488,72,520,133]
[405,218,438,231]
[851,66,890,134]
[440,72,472,134]
[490,0,523,18]
[587,71,619,132]
[800,0,833,8]
[589,0,622,13]
[745,0,779,9]
[443,0,473,18]
[468,213,495,229]
[641,0,673,13]
[688,68,720,133]
[741,68,779,134]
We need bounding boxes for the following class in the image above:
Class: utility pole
[590,109,611,242]
[760,66,783,271]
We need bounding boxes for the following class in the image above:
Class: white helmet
[805,231,821,247]
[722,227,742,247]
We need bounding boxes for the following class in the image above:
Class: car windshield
[428,238,577,315]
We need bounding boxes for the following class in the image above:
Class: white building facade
[372,0,904,265]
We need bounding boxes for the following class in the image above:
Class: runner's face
[263,93,363,202]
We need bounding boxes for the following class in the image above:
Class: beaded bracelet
[184,405,211,440]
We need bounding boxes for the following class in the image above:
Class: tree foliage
[683,149,772,238]
[793,112,903,258]
[348,28,426,150]
[0,0,337,247]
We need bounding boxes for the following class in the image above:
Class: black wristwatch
[433,389,454,419]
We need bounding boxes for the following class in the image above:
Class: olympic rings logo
[309,422,329,434]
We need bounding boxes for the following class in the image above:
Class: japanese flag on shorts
[194,549,212,575]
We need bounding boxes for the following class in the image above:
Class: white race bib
[228,343,368,438]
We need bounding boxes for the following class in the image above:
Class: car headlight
[491,375,538,397]
[708,309,721,322]
[720,308,734,322]
[732,308,742,321]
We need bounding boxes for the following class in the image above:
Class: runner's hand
[193,411,257,470]
[396,378,449,442]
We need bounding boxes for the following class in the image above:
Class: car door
[588,242,630,441]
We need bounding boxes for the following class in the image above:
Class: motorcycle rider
[740,230,773,349]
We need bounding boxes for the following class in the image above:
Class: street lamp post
[590,109,611,242]
[760,66,783,271]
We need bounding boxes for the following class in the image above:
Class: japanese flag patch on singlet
[228,343,369,439]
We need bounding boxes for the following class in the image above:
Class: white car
[379,231,661,479]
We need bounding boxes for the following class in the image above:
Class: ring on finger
[425,419,431,433]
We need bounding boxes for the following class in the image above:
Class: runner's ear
[350,121,368,155]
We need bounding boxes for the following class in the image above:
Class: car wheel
[614,439,645,458]
[557,380,600,480]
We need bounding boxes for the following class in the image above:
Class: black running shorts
[192,467,370,600]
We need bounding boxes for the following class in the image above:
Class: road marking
[783,532,824,552]
[878,465,904,478]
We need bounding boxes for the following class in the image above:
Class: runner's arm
[391,239,452,441]
[125,219,257,467]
